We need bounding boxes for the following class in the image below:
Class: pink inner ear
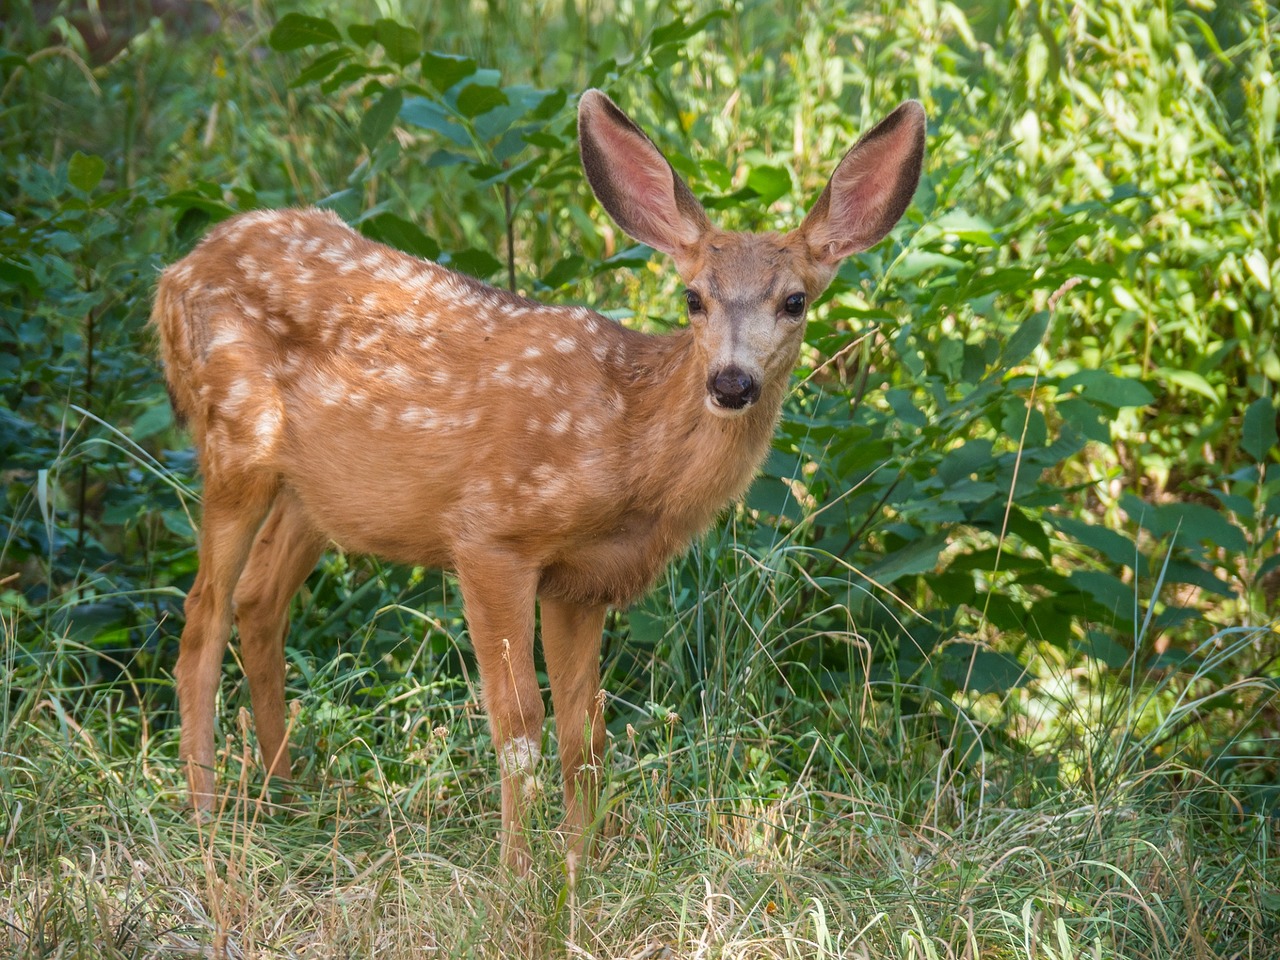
[828,163,897,244]
[816,113,922,259]
[593,120,700,252]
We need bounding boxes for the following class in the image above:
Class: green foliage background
[1,0,1278,956]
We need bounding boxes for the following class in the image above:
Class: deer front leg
[177,480,275,810]
[457,554,544,873]
[540,597,607,877]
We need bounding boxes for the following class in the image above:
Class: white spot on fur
[354,331,383,352]
[224,378,253,411]
[377,364,416,387]
[313,378,344,406]
[554,337,577,354]
[398,405,438,430]
[206,328,246,354]
[551,410,572,434]
[254,406,281,450]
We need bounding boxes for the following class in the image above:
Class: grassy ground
[4,554,1277,958]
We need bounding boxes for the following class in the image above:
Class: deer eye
[783,292,806,317]
[685,290,704,314]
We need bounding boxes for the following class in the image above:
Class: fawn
[152,89,925,873]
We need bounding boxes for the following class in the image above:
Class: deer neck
[622,327,791,535]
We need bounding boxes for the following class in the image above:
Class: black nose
[708,366,760,409]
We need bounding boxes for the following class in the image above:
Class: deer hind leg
[232,490,327,790]
[540,597,607,877]
[456,553,543,873]
[177,476,277,811]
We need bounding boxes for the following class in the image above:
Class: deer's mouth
[706,393,754,417]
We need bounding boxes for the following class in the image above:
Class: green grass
[3,546,1277,957]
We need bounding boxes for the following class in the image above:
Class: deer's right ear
[578,89,710,259]
[799,100,927,264]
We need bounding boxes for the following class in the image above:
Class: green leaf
[1125,495,1249,555]
[628,601,667,646]
[1002,311,1048,367]
[157,185,236,220]
[1077,630,1131,670]
[1051,515,1141,571]
[291,48,352,88]
[131,401,173,441]
[885,388,927,427]
[896,251,964,278]
[400,96,470,147]
[746,476,803,523]
[372,18,419,66]
[864,532,948,585]
[68,151,105,192]
[359,212,439,260]
[1160,503,1248,554]
[445,247,503,278]
[1056,397,1110,443]
[1242,397,1278,462]
[937,439,994,485]
[455,82,508,118]
[1069,570,1132,617]
[421,51,477,92]
[1163,560,1237,598]
[269,13,341,51]
[1258,552,1280,581]
[541,254,585,289]
[0,257,39,291]
[931,209,998,244]
[943,643,1028,694]
[649,9,729,49]
[1058,369,1154,409]
[1244,249,1272,291]
[745,164,791,205]
[320,63,380,95]
[348,23,375,46]
[360,88,403,149]
[1156,366,1219,402]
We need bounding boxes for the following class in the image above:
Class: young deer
[153,90,925,873]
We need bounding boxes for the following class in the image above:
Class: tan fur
[153,90,925,874]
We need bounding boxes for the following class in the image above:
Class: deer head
[577,89,925,416]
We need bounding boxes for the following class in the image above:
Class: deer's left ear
[799,101,926,264]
